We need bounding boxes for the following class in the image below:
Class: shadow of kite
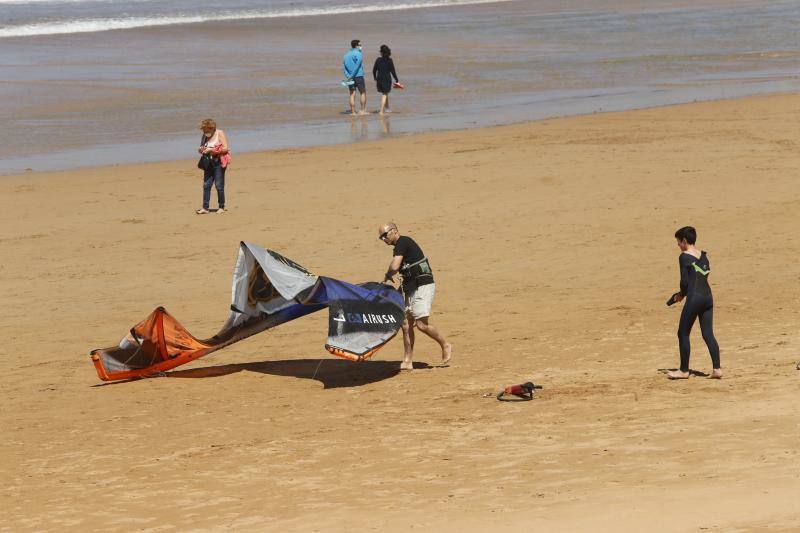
[166,358,431,388]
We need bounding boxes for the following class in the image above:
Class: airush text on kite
[334,312,398,324]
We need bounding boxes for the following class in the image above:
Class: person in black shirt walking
[372,44,399,115]
[667,226,722,379]
[379,222,452,370]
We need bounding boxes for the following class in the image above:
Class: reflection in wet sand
[350,115,369,141]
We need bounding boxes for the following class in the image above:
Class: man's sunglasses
[379,229,393,240]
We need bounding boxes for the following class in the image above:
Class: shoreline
[5,0,800,176]
[5,87,800,178]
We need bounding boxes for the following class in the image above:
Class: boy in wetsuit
[667,226,722,379]
[378,222,452,370]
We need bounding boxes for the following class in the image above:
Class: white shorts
[405,283,436,320]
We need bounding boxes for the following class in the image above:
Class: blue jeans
[203,160,225,209]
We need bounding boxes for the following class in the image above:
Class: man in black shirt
[379,222,452,369]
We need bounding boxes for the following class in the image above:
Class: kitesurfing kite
[90,242,405,381]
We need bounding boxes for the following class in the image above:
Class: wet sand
[4,0,800,174]
[2,93,799,531]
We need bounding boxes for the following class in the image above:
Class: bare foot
[400,360,413,371]
[441,343,452,365]
[216,208,226,214]
[195,208,210,215]
[667,370,690,380]
[709,368,723,379]
[358,110,368,115]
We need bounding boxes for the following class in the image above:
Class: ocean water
[1,0,799,174]
[0,0,510,37]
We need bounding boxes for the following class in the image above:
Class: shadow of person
[166,358,431,388]
[657,368,710,377]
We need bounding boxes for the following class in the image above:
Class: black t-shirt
[372,57,398,84]
[393,235,434,290]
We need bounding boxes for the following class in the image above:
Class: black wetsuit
[676,251,720,372]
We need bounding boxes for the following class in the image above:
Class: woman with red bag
[196,118,231,214]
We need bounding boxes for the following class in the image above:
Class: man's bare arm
[384,255,403,282]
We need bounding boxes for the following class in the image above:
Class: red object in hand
[393,82,405,89]
[212,144,232,168]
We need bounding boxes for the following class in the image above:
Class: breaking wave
[0,0,511,38]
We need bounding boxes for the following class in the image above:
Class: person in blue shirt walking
[343,39,367,115]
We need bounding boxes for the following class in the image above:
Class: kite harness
[399,256,432,288]
[496,381,542,401]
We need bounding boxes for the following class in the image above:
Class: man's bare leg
[359,92,368,115]
[415,317,452,364]
[400,317,415,370]
[349,91,357,115]
[379,94,387,115]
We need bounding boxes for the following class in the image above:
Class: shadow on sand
[657,368,710,378]
[166,358,432,389]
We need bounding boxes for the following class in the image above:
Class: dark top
[372,57,399,84]
[393,235,434,291]
[678,251,712,298]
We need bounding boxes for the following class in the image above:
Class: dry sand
[2,94,799,531]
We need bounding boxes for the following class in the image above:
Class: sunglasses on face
[379,229,393,240]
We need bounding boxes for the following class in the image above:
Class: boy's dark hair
[351,39,361,48]
[380,44,391,58]
[674,226,697,244]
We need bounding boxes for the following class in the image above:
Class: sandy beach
[2,93,800,531]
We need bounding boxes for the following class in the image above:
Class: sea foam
[0,0,511,38]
